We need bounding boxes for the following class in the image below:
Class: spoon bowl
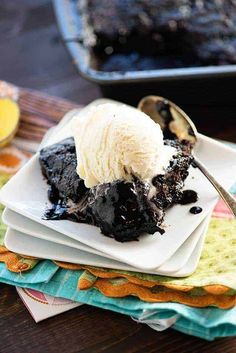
[138,95,197,144]
[138,95,236,217]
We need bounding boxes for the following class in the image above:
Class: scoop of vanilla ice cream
[72,103,175,188]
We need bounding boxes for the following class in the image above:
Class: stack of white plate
[1,100,236,277]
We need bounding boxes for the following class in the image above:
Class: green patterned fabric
[79,217,236,292]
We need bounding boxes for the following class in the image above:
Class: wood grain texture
[0,1,236,352]
[17,88,80,140]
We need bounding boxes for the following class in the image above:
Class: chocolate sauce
[190,206,202,214]
[156,100,173,124]
[155,101,177,140]
[88,180,164,242]
[191,160,197,168]
[179,190,198,205]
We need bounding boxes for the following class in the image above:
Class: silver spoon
[138,95,236,217]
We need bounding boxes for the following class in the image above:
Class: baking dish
[53,0,236,106]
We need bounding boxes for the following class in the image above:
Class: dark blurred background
[0,0,100,103]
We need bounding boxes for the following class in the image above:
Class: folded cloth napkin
[0,266,235,340]
[0,260,58,285]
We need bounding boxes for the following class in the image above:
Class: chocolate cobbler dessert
[78,0,236,71]
[40,103,196,242]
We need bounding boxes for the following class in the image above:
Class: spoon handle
[194,157,236,217]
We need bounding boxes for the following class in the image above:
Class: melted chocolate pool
[179,190,198,205]
[190,206,202,214]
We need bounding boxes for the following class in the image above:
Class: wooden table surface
[0,1,236,353]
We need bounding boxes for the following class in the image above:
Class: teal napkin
[0,260,58,285]
[0,266,235,340]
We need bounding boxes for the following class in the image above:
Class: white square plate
[1,99,236,270]
[2,208,211,274]
[5,220,209,277]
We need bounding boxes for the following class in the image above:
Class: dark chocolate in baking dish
[53,0,236,107]
[80,0,236,72]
